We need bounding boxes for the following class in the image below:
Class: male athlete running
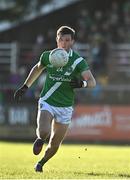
[14,26,96,172]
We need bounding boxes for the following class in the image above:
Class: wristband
[82,81,88,88]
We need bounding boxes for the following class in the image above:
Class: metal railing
[0,42,18,73]
[0,42,130,90]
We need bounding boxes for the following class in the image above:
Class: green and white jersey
[39,49,89,107]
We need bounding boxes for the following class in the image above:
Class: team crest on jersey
[66,67,73,74]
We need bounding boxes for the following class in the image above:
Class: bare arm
[81,69,96,88]
[24,61,45,88]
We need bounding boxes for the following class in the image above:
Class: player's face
[56,34,74,51]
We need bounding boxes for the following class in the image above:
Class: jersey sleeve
[40,51,49,67]
[77,58,89,74]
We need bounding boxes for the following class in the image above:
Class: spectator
[90,34,108,75]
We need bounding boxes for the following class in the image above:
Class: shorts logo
[40,103,43,109]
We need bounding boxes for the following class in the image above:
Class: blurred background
[0,0,130,143]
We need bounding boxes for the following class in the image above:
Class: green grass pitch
[0,141,130,179]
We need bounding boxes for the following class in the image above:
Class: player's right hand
[14,84,28,101]
[70,78,83,89]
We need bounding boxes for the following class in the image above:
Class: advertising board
[67,105,130,142]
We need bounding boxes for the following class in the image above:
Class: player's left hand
[70,78,83,88]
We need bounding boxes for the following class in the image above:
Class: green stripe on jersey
[40,49,89,107]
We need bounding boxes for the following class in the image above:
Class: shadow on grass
[86,172,130,178]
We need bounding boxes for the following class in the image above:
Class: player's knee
[36,127,49,139]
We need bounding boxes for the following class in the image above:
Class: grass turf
[0,141,130,179]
